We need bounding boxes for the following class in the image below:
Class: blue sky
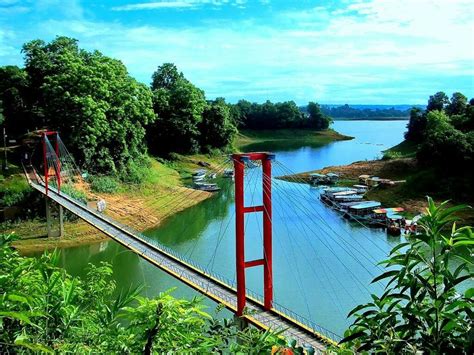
[0,0,473,104]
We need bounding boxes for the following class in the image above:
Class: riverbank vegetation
[319,104,412,120]
[287,91,474,222]
[1,36,338,182]
[0,232,291,353]
[339,198,473,353]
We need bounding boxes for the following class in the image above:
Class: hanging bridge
[23,131,394,352]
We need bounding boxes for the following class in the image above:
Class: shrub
[90,176,119,194]
[340,198,473,353]
[0,175,32,207]
[61,184,87,204]
[381,150,402,160]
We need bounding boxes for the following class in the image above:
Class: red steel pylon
[232,152,275,316]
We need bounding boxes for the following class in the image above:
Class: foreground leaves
[340,198,473,353]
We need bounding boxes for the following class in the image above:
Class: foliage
[15,37,155,178]
[148,64,207,155]
[0,66,31,135]
[229,99,331,130]
[320,104,410,119]
[417,110,473,169]
[381,150,402,160]
[60,184,87,204]
[0,174,32,207]
[307,101,331,129]
[199,100,237,151]
[0,234,284,353]
[426,91,449,112]
[404,91,474,172]
[340,198,473,353]
[90,175,119,193]
[404,107,426,142]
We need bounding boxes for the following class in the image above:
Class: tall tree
[426,91,449,112]
[0,66,32,135]
[151,63,183,91]
[446,92,468,116]
[307,101,331,129]
[405,107,426,142]
[21,37,155,177]
[148,65,206,155]
[199,100,237,150]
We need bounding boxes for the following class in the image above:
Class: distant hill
[301,104,425,120]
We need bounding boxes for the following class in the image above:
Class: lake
[56,120,408,338]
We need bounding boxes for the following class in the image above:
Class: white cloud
[112,0,237,11]
[2,0,473,103]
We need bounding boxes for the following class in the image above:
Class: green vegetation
[405,91,473,169]
[230,99,331,130]
[147,64,237,155]
[0,173,31,207]
[320,104,410,120]
[383,139,418,159]
[236,128,351,149]
[0,165,32,207]
[89,176,119,194]
[340,198,473,353]
[0,232,294,353]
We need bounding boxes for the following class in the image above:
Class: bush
[60,184,87,204]
[341,198,473,353]
[381,151,402,160]
[90,176,119,194]
[0,175,32,207]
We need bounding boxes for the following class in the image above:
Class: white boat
[194,182,220,192]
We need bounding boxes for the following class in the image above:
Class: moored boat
[194,182,221,192]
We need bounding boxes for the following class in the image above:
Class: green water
[54,120,409,337]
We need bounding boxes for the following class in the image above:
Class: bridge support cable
[258,174,319,321]
[273,160,392,255]
[260,173,349,319]
[264,166,383,295]
[232,153,275,316]
[272,161,388,270]
[25,165,339,349]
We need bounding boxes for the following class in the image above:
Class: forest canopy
[1,37,334,176]
[405,91,474,169]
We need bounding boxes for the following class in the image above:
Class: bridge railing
[40,182,341,343]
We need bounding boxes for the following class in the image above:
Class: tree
[199,101,237,150]
[340,198,473,353]
[307,101,331,129]
[0,66,32,135]
[446,92,468,116]
[405,107,426,142]
[417,110,473,169]
[426,91,449,112]
[21,37,155,178]
[0,233,284,353]
[148,66,207,154]
[151,63,183,91]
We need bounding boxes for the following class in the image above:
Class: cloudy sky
[1,0,473,104]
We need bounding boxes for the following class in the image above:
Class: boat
[223,168,234,178]
[333,194,364,202]
[192,174,205,182]
[194,182,220,192]
[192,169,206,181]
[345,201,382,220]
[368,207,405,227]
[326,173,339,184]
[309,173,326,185]
[352,184,368,193]
[387,214,404,236]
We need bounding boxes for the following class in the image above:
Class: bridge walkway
[25,166,336,352]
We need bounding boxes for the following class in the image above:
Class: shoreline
[7,128,349,254]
